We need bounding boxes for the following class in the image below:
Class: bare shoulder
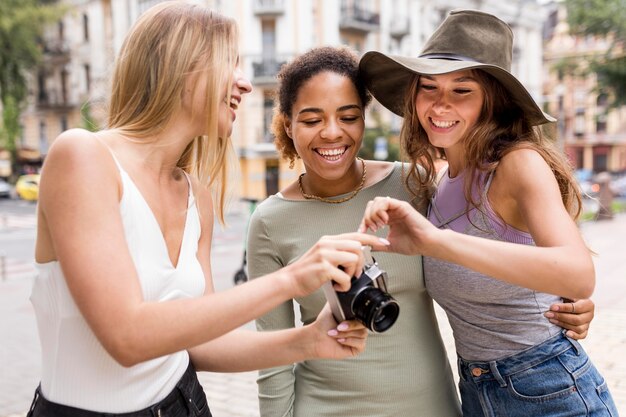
[498,148,552,184]
[45,129,110,169]
[40,129,120,204]
[494,148,558,204]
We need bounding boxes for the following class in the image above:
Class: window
[83,13,89,42]
[84,64,91,92]
[263,94,274,143]
[261,20,276,61]
[61,70,68,104]
[574,108,585,137]
[39,120,47,152]
[60,115,68,132]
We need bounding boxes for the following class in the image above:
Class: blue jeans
[26,362,211,417]
[457,332,618,416]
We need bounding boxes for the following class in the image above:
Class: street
[1,198,625,416]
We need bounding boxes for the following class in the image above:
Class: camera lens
[352,287,400,333]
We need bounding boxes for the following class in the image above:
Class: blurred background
[0,0,625,217]
[1,1,625,416]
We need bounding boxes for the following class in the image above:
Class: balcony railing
[251,56,288,85]
[339,4,380,33]
[42,40,70,65]
[37,89,73,110]
[389,17,410,39]
[253,0,285,17]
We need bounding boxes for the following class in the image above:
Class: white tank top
[30,150,205,412]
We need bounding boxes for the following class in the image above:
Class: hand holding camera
[323,246,399,333]
[283,233,390,299]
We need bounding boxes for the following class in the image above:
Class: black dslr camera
[323,246,399,333]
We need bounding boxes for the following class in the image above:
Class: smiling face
[415,70,485,161]
[218,66,252,138]
[284,71,365,195]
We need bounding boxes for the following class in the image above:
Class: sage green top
[247,162,461,417]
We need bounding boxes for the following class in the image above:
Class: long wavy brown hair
[400,70,582,220]
[107,1,238,223]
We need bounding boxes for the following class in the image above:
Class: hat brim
[359,51,555,126]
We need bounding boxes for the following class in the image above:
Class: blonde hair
[107,1,238,223]
[401,70,582,219]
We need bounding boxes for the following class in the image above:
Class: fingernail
[338,338,346,343]
[337,323,349,331]
[544,312,554,318]
[551,305,560,311]
[548,319,558,324]
[379,238,390,245]
[327,329,338,336]
[566,331,574,338]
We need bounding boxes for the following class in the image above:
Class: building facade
[18,0,548,199]
[542,1,626,174]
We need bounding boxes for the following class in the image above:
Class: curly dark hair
[272,46,372,167]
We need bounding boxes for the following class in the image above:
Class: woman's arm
[359,149,594,300]
[41,130,381,367]
[188,305,366,373]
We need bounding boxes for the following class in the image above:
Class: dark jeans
[27,362,211,417]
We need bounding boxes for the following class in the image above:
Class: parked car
[0,178,11,198]
[15,174,40,201]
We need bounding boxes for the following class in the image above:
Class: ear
[283,117,293,139]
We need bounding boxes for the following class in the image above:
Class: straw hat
[359,9,555,125]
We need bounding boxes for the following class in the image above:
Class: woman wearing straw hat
[359,9,617,416]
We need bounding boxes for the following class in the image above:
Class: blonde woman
[27,3,384,416]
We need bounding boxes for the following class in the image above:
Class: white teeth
[229,98,239,110]
[431,119,456,128]
[317,148,345,156]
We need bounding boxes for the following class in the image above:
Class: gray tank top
[424,168,560,361]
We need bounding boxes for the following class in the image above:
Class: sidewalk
[1,213,625,416]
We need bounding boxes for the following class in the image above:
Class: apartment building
[17,0,547,199]
[543,2,626,173]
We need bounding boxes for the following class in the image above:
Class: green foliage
[358,110,401,162]
[551,57,585,79]
[359,128,400,162]
[0,0,66,104]
[566,0,626,39]
[0,0,65,174]
[81,102,100,132]
[0,96,20,152]
[0,96,22,179]
[565,0,626,107]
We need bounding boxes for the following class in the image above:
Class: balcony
[251,56,288,86]
[253,0,285,17]
[37,89,73,110]
[339,4,380,34]
[42,40,70,65]
[389,17,410,39]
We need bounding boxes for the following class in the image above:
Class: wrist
[424,228,452,259]
[296,324,319,360]
[270,266,298,300]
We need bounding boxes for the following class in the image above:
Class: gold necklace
[298,158,367,204]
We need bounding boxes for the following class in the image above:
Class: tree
[565,0,626,107]
[358,110,401,162]
[0,0,65,178]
